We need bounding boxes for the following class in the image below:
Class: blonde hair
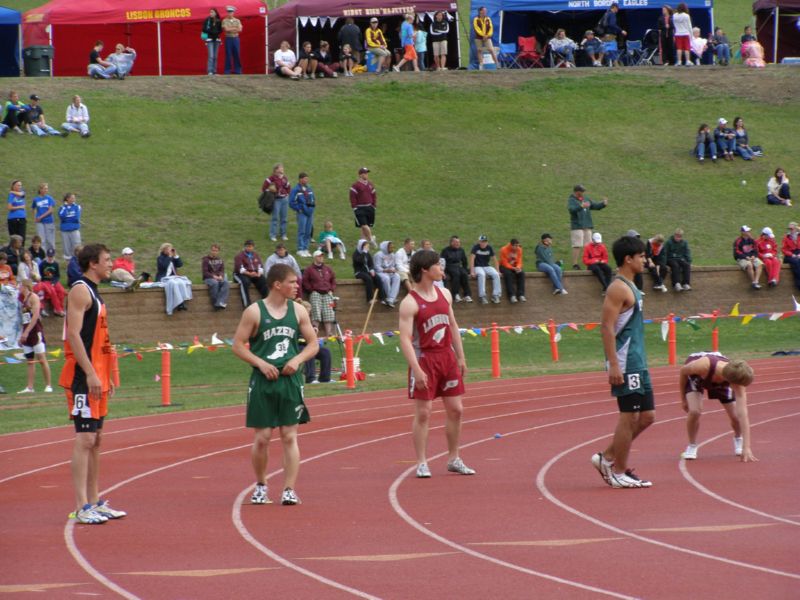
[653,234,665,243]
[19,279,34,292]
[159,242,173,254]
[723,360,754,386]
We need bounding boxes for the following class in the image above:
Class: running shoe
[734,436,743,457]
[75,504,108,524]
[44,385,53,393]
[624,469,652,487]
[518,295,527,302]
[416,463,432,478]
[17,387,34,394]
[447,457,476,475]
[608,471,645,489]
[251,484,271,504]
[681,444,698,460]
[491,295,501,304]
[93,499,127,519]
[281,487,301,505]
[591,452,610,484]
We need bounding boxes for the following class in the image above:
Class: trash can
[23,46,54,77]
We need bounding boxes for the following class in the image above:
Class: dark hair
[410,249,440,283]
[676,3,687,12]
[733,116,743,127]
[612,236,645,267]
[266,263,296,289]
[775,167,785,179]
[611,2,619,9]
[78,243,109,272]
[510,238,520,245]
[449,235,460,243]
[94,40,104,47]
[63,192,75,202]
[211,8,221,20]
[697,123,708,133]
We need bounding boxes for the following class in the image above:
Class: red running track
[1,357,799,599]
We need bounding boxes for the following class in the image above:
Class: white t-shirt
[274,49,297,67]
[673,12,692,37]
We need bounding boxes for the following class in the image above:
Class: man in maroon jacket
[233,240,268,307]
[349,167,378,249]
[302,250,337,337]
[263,163,291,242]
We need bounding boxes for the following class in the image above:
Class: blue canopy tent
[0,5,21,77]
[469,0,714,68]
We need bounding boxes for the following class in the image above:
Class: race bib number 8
[627,373,641,391]
[71,394,92,418]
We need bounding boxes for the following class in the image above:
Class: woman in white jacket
[672,3,693,66]
[374,241,401,308]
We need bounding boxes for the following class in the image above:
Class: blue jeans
[206,40,220,74]
[225,37,241,74]
[767,183,791,205]
[296,211,314,251]
[538,262,563,290]
[716,138,735,155]
[417,52,426,70]
[696,141,717,159]
[715,44,731,63]
[735,145,754,160]
[270,196,289,238]
[88,63,117,79]
[555,48,574,63]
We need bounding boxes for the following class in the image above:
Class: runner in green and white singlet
[608,276,651,398]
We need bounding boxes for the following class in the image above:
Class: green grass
[1,315,796,433]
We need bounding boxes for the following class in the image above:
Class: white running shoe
[75,504,108,524]
[591,452,610,484]
[281,487,301,505]
[682,444,698,460]
[339,251,346,260]
[327,252,333,260]
[609,471,646,488]
[491,295,501,304]
[251,484,271,504]
[94,499,127,519]
[454,293,463,303]
[416,463,432,478]
[464,296,473,303]
[44,385,53,393]
[683,284,692,291]
[734,436,743,457]
[674,283,683,292]
[624,469,652,487]
[17,387,34,394]
[447,457,476,475]
[518,295,527,302]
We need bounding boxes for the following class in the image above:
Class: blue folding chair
[603,40,619,66]
[623,40,644,66]
[497,43,521,69]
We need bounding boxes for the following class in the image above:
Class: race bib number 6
[71,394,93,418]
[627,373,641,391]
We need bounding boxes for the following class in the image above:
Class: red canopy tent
[23,0,268,76]
[753,0,800,63]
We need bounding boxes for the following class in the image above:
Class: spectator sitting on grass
[67,244,84,287]
[87,40,117,79]
[1,235,23,276]
[3,90,29,134]
[37,248,66,315]
[549,29,577,67]
[583,232,612,294]
[766,168,791,206]
[107,44,136,79]
[18,250,40,284]
[732,117,758,161]
[298,41,319,79]
[499,238,526,303]
[395,238,415,293]
[339,43,356,77]
[741,25,755,43]
[782,221,800,291]
[470,234,502,304]
[62,95,90,138]
[315,41,339,78]
[422,239,447,289]
[733,226,763,290]
[690,27,708,65]
[156,242,192,314]
[234,239,268,307]
[695,123,717,163]
[264,243,302,296]
[374,241,401,308]
[581,30,605,66]
[274,40,303,79]
[756,227,781,287]
[352,239,384,304]
[535,233,567,295]
[665,228,692,291]
[714,118,735,161]
[0,252,14,287]
[202,243,229,310]
[440,235,472,302]
[28,235,45,265]
[318,220,346,259]
[26,95,63,137]
[645,233,669,292]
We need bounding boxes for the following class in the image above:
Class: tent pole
[265,15,269,74]
[157,20,163,76]
[296,20,299,60]
[48,26,53,77]
[18,23,22,77]
[455,9,461,68]
[499,10,504,45]
[773,7,779,63]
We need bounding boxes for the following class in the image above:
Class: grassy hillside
[2,68,798,280]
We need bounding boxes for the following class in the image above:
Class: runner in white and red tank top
[399,249,476,479]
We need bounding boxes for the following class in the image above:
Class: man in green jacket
[568,184,608,270]
[664,228,692,291]
[535,233,567,295]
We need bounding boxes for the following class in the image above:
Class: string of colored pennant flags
[2,297,799,366]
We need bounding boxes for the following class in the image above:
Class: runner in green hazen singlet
[232,264,319,506]
[592,235,656,489]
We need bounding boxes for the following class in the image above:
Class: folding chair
[603,40,619,66]
[548,42,575,68]
[623,40,644,66]
[517,36,544,68]
[497,43,521,69]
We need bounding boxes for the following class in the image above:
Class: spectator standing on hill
[440,236,472,302]
[38,248,66,315]
[156,242,192,314]
[26,95,63,137]
[499,238,526,303]
[472,6,498,69]
[264,163,290,242]
[469,235,501,304]
[766,168,791,206]
[430,11,449,70]
[202,243,229,310]
[87,40,117,79]
[58,193,82,261]
[756,227,781,287]
[7,180,27,242]
[645,234,668,292]
[350,167,377,248]
[714,118,735,161]
[568,184,607,270]
[264,243,303,296]
[353,238,384,304]
[536,233,567,295]
[396,238,416,293]
[601,3,626,41]
[315,41,339,78]
[62,95,90,138]
[695,123,717,162]
[375,241,401,307]
[365,18,391,74]
[234,239,268,307]
[288,172,316,257]
[338,18,363,64]
[782,221,800,290]
[302,251,336,338]
[414,22,428,71]
[222,6,243,74]
[733,226,763,290]
[318,221,346,259]
[672,3,692,66]
[393,14,419,72]
[583,232,613,293]
[107,44,136,79]
[202,8,223,75]
[664,228,692,291]
[32,183,56,254]
[657,5,675,66]
[3,90,29,134]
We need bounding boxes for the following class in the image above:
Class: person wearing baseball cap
[365,17,391,74]
[350,167,378,248]
[757,227,781,287]
[568,184,608,270]
[714,118,735,160]
[583,231,612,294]
[664,228,692,291]
[222,6,243,74]
[535,233,567,295]
[234,239,268,306]
[27,95,63,137]
[733,226,763,290]
[782,221,800,290]
[469,234,502,304]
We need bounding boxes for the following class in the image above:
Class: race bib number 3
[71,394,92,418]
[627,373,641,391]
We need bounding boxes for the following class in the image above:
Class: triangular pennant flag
[309,16,319,26]
[741,314,754,325]
[49,348,62,357]
[769,312,782,321]
[4,356,22,364]
[729,303,740,317]
[554,332,562,343]
[135,353,143,361]
[584,323,599,331]
[373,332,384,345]
[154,374,161,381]
[567,323,579,331]
[513,326,524,334]
[467,329,478,337]
[480,328,487,337]
[193,335,199,345]
[685,318,700,331]
[14,353,25,360]
[187,344,203,354]
[556,323,568,333]
[793,295,800,312]
[211,333,224,345]
[661,320,669,341]
[206,346,217,352]
[329,17,338,27]
[225,338,234,346]
[299,16,309,26]
[385,331,394,337]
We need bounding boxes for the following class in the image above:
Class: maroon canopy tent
[753,0,800,62]
[268,0,461,70]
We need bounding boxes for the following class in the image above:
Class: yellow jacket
[366,27,387,48]
[473,16,493,39]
